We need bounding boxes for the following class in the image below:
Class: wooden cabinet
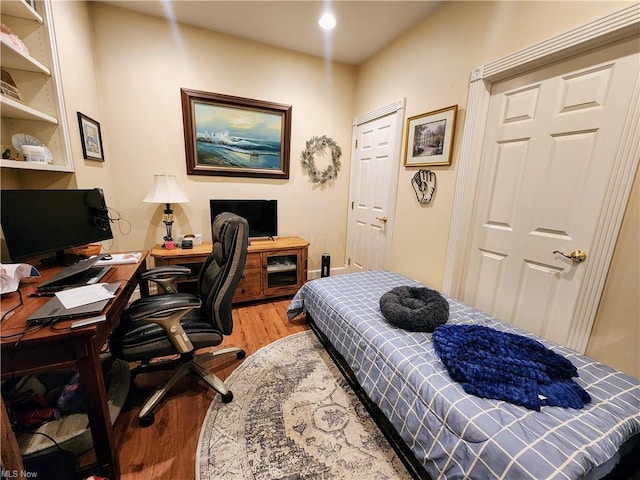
[150,236,309,303]
[1,0,73,172]
[234,252,262,302]
[235,237,309,303]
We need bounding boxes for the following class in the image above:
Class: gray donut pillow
[379,286,449,332]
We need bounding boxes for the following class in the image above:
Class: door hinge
[347,257,351,266]
[355,139,358,149]
[351,201,354,209]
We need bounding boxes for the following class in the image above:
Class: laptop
[37,254,111,292]
[27,282,120,326]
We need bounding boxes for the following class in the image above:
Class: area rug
[196,331,412,480]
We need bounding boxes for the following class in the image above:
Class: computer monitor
[1,188,113,265]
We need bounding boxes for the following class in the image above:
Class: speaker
[321,253,330,278]
[90,188,110,231]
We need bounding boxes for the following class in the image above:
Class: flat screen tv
[210,199,277,239]
[1,188,113,265]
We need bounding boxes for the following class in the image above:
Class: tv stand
[150,236,309,303]
[248,236,276,245]
[247,235,276,245]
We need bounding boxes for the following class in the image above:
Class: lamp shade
[143,174,190,204]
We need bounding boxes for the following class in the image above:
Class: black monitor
[1,188,113,265]
[209,199,277,239]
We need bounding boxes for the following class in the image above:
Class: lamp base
[162,216,176,249]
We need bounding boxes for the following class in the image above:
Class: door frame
[346,98,406,272]
[443,4,640,353]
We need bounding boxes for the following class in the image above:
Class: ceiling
[97,1,441,65]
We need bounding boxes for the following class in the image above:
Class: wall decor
[300,135,342,186]
[411,169,437,204]
[11,133,52,164]
[181,88,292,179]
[77,112,104,162]
[1,69,21,101]
[404,105,457,167]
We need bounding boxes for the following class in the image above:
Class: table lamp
[143,174,190,249]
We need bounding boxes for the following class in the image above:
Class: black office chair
[109,212,249,426]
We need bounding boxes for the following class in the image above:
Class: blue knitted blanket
[433,324,591,411]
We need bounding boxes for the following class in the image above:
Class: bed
[286,271,640,480]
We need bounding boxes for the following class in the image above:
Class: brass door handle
[375,216,388,223]
[553,249,587,263]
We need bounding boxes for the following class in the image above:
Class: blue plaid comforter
[287,271,640,480]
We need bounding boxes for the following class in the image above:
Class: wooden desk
[0,252,148,479]
[150,242,212,265]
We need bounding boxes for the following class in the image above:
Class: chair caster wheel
[237,350,246,359]
[221,391,233,403]
[139,412,155,427]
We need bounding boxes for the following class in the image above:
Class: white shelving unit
[1,36,50,74]
[1,0,73,172]
[1,0,43,21]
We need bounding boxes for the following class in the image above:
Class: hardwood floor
[111,298,308,479]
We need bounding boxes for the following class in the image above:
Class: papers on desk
[0,263,40,294]
[55,283,116,309]
[95,252,142,265]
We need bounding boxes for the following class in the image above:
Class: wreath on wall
[300,135,342,186]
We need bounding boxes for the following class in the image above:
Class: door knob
[375,216,388,223]
[553,249,587,263]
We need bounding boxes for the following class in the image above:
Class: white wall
[355,0,634,290]
[0,1,119,255]
[1,5,111,187]
[354,0,638,376]
[586,174,639,376]
[86,3,356,273]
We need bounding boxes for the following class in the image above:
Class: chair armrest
[141,265,192,294]
[126,293,202,354]
[127,293,201,320]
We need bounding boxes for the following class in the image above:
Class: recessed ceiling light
[318,13,336,30]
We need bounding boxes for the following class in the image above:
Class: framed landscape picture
[181,89,292,179]
[404,105,457,167]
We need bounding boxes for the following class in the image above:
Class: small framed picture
[404,105,458,167]
[77,112,104,162]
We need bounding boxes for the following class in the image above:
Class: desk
[150,243,212,294]
[0,252,148,479]
[150,242,212,265]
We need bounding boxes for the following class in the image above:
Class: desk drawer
[234,268,261,301]
[244,252,261,269]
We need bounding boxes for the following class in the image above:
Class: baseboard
[307,266,349,280]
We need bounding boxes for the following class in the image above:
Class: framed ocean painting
[181,89,292,179]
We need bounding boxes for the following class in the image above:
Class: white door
[462,38,639,346]
[347,102,404,272]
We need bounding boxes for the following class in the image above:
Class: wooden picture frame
[181,88,292,179]
[77,112,104,162]
[404,105,457,167]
